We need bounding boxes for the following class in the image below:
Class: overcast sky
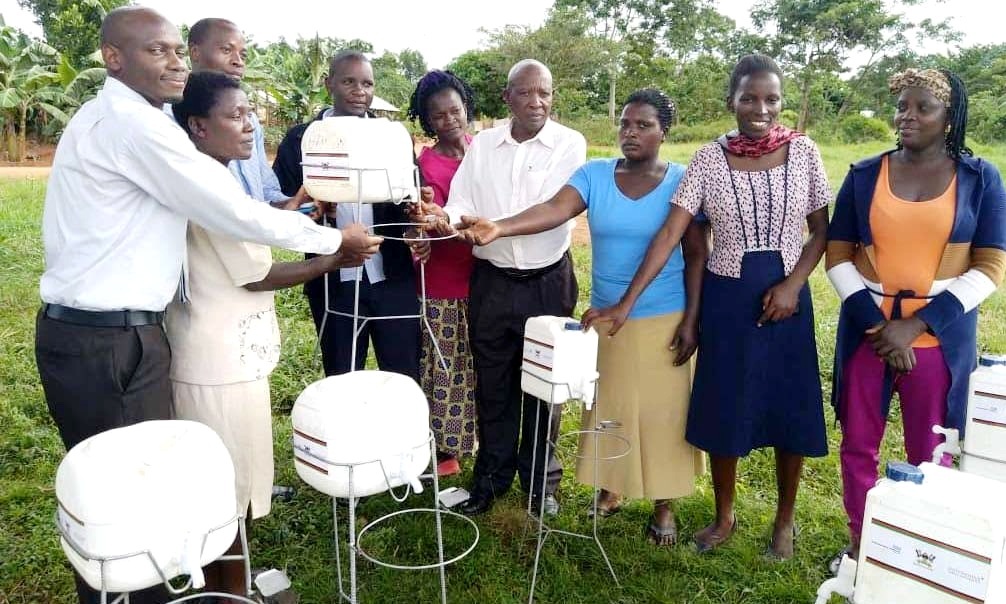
[0,0,995,69]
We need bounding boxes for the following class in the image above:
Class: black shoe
[529,493,559,517]
[272,485,296,502]
[457,490,495,516]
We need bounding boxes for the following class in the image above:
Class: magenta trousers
[839,341,952,540]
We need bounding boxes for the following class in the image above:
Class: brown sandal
[645,516,678,546]
[586,492,622,519]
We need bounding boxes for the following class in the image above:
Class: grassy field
[2,142,1005,604]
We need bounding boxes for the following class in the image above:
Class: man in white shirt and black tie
[35,8,380,603]
[423,60,587,516]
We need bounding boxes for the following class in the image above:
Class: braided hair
[407,70,477,138]
[624,88,676,133]
[941,69,973,159]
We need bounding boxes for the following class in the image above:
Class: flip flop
[645,517,678,546]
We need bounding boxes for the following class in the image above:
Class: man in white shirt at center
[428,59,587,517]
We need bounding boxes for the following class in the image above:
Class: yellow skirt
[576,312,704,500]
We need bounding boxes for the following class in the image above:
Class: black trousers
[306,272,420,381]
[35,311,174,604]
[468,254,578,498]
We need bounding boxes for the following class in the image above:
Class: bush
[779,109,799,129]
[837,114,892,144]
[966,90,1006,143]
[263,124,290,150]
[666,118,736,143]
[560,114,618,147]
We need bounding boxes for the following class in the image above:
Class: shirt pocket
[522,169,550,204]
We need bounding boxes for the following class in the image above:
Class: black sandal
[828,546,855,576]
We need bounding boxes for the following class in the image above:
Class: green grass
[2,142,1005,604]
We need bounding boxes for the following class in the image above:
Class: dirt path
[572,215,590,245]
[0,166,51,179]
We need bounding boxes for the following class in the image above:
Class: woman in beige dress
[167,71,379,595]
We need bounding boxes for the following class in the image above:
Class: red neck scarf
[720,124,804,158]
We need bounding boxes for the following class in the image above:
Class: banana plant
[0,26,65,161]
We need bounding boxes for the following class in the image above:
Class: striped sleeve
[917,161,1006,334]
[826,166,886,330]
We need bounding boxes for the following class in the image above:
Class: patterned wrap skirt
[420,297,478,457]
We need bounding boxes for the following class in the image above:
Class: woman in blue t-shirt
[459,89,707,545]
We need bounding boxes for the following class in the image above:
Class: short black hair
[624,88,676,133]
[172,71,242,135]
[187,18,237,47]
[407,70,477,138]
[727,54,784,100]
[329,49,370,75]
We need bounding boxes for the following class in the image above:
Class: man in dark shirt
[274,50,419,380]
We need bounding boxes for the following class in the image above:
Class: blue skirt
[686,251,827,458]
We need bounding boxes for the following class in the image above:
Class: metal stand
[57,514,257,604]
[310,165,455,374]
[300,162,476,602]
[295,431,479,604]
[521,371,630,604]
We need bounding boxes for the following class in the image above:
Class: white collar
[499,118,556,149]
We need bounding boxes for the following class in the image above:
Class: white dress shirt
[40,77,343,312]
[444,119,587,270]
[320,108,386,284]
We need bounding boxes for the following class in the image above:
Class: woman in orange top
[825,68,1006,571]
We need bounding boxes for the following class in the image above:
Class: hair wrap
[888,69,951,104]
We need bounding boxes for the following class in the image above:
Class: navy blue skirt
[686,251,827,458]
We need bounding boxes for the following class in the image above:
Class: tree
[938,44,1006,96]
[397,48,427,84]
[558,0,744,121]
[484,6,611,117]
[555,0,651,122]
[17,0,127,67]
[0,25,67,160]
[752,0,956,131]
[447,49,508,118]
[371,51,414,110]
[244,36,373,125]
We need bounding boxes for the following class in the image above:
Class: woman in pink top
[407,70,478,476]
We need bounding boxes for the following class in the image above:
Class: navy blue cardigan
[826,151,1006,432]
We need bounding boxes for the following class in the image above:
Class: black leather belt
[42,303,164,327]
[491,252,568,281]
